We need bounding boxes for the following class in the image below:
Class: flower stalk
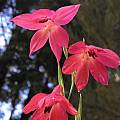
[68,72,75,99]
[75,93,82,120]
[58,64,65,95]
[63,47,68,59]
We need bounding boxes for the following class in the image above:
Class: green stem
[75,94,82,120]
[63,47,68,59]
[68,72,75,99]
[58,64,65,95]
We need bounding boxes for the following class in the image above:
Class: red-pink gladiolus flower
[23,85,78,120]
[11,4,80,63]
[62,41,120,91]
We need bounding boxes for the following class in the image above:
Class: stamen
[88,50,97,59]
[35,17,50,23]
[38,18,49,23]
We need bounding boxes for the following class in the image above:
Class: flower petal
[62,55,81,74]
[75,61,89,91]
[11,13,45,30]
[50,103,68,120]
[52,85,62,95]
[32,9,55,18]
[89,59,109,85]
[23,93,47,114]
[56,96,78,115]
[31,108,49,120]
[38,85,62,108]
[54,4,80,25]
[29,29,49,56]
[68,41,86,54]
[49,26,69,63]
[96,48,120,68]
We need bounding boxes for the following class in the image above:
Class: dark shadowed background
[0,0,120,120]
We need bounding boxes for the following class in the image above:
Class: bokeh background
[0,0,120,120]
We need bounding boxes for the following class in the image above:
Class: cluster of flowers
[11,4,120,120]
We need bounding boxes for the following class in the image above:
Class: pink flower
[11,5,80,63]
[23,85,78,120]
[62,41,120,91]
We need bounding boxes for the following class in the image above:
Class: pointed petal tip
[70,108,78,115]
[56,85,62,90]
[77,89,81,93]
[22,108,29,114]
[10,16,19,23]
[29,51,33,58]
[29,52,32,57]
[10,18,14,22]
[10,16,17,21]
[75,79,88,92]
[52,85,62,94]
[10,17,17,23]
[74,110,78,115]
[102,81,109,86]
[22,109,27,114]
[74,4,81,8]
[77,86,84,92]
[22,107,29,114]
[72,4,81,12]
